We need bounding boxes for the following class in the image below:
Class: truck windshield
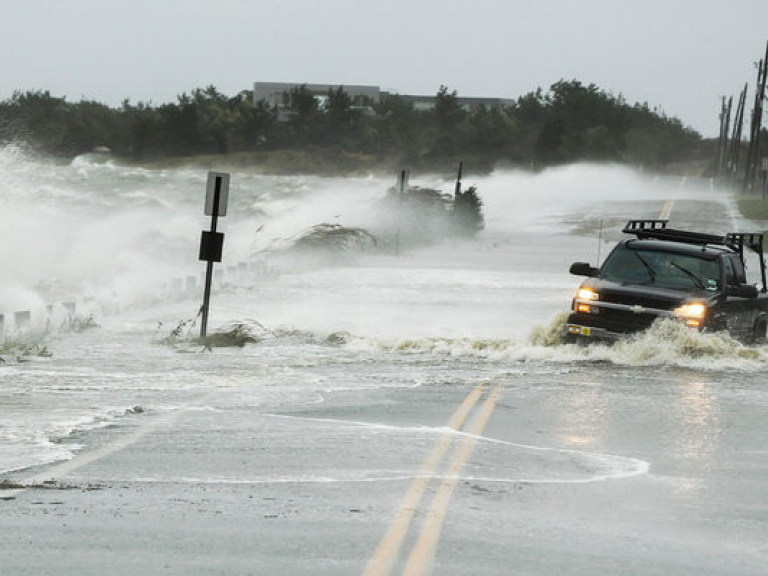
[601,246,720,291]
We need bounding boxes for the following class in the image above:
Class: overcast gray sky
[2,0,767,136]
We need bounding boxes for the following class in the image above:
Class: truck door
[720,255,758,339]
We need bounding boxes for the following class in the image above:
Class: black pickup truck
[565,219,768,344]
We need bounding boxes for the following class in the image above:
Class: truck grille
[598,292,678,311]
[573,290,682,334]
[596,307,663,332]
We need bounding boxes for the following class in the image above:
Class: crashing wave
[291,223,378,253]
[336,315,768,372]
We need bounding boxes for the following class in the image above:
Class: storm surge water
[0,144,763,476]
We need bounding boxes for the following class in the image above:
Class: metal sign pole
[198,172,230,341]
[200,178,221,340]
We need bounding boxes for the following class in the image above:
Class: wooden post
[394,170,407,256]
[454,161,463,198]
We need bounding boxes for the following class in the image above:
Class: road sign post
[394,169,408,256]
[199,172,230,341]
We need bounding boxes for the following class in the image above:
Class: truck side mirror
[726,284,758,299]
[569,262,599,277]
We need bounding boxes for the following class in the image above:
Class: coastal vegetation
[0,81,706,173]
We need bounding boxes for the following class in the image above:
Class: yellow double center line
[363,383,503,576]
[658,200,675,220]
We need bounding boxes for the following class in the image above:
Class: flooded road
[1,149,767,574]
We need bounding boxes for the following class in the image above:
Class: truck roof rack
[623,219,668,232]
[623,220,764,253]
[724,232,764,255]
[622,219,767,292]
[622,219,725,246]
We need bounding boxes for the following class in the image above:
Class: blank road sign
[205,172,230,216]
[199,230,225,262]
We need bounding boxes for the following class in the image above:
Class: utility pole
[716,96,727,178]
[721,95,733,176]
[716,96,732,179]
[744,41,768,193]
[727,84,748,182]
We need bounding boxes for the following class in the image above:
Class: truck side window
[732,257,746,284]
[724,256,746,285]
[724,258,736,285]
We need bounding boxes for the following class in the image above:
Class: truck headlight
[577,288,599,301]
[674,302,707,327]
[574,288,599,313]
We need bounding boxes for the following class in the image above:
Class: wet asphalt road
[2,183,768,575]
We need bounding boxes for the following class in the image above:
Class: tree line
[0,81,704,169]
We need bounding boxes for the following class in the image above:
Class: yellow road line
[658,200,675,220]
[362,383,487,576]
[401,385,503,576]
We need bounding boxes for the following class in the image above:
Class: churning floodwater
[2,143,768,482]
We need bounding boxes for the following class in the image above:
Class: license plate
[581,327,591,336]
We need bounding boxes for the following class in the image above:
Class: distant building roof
[252,82,514,116]
[381,92,514,112]
[253,82,381,107]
